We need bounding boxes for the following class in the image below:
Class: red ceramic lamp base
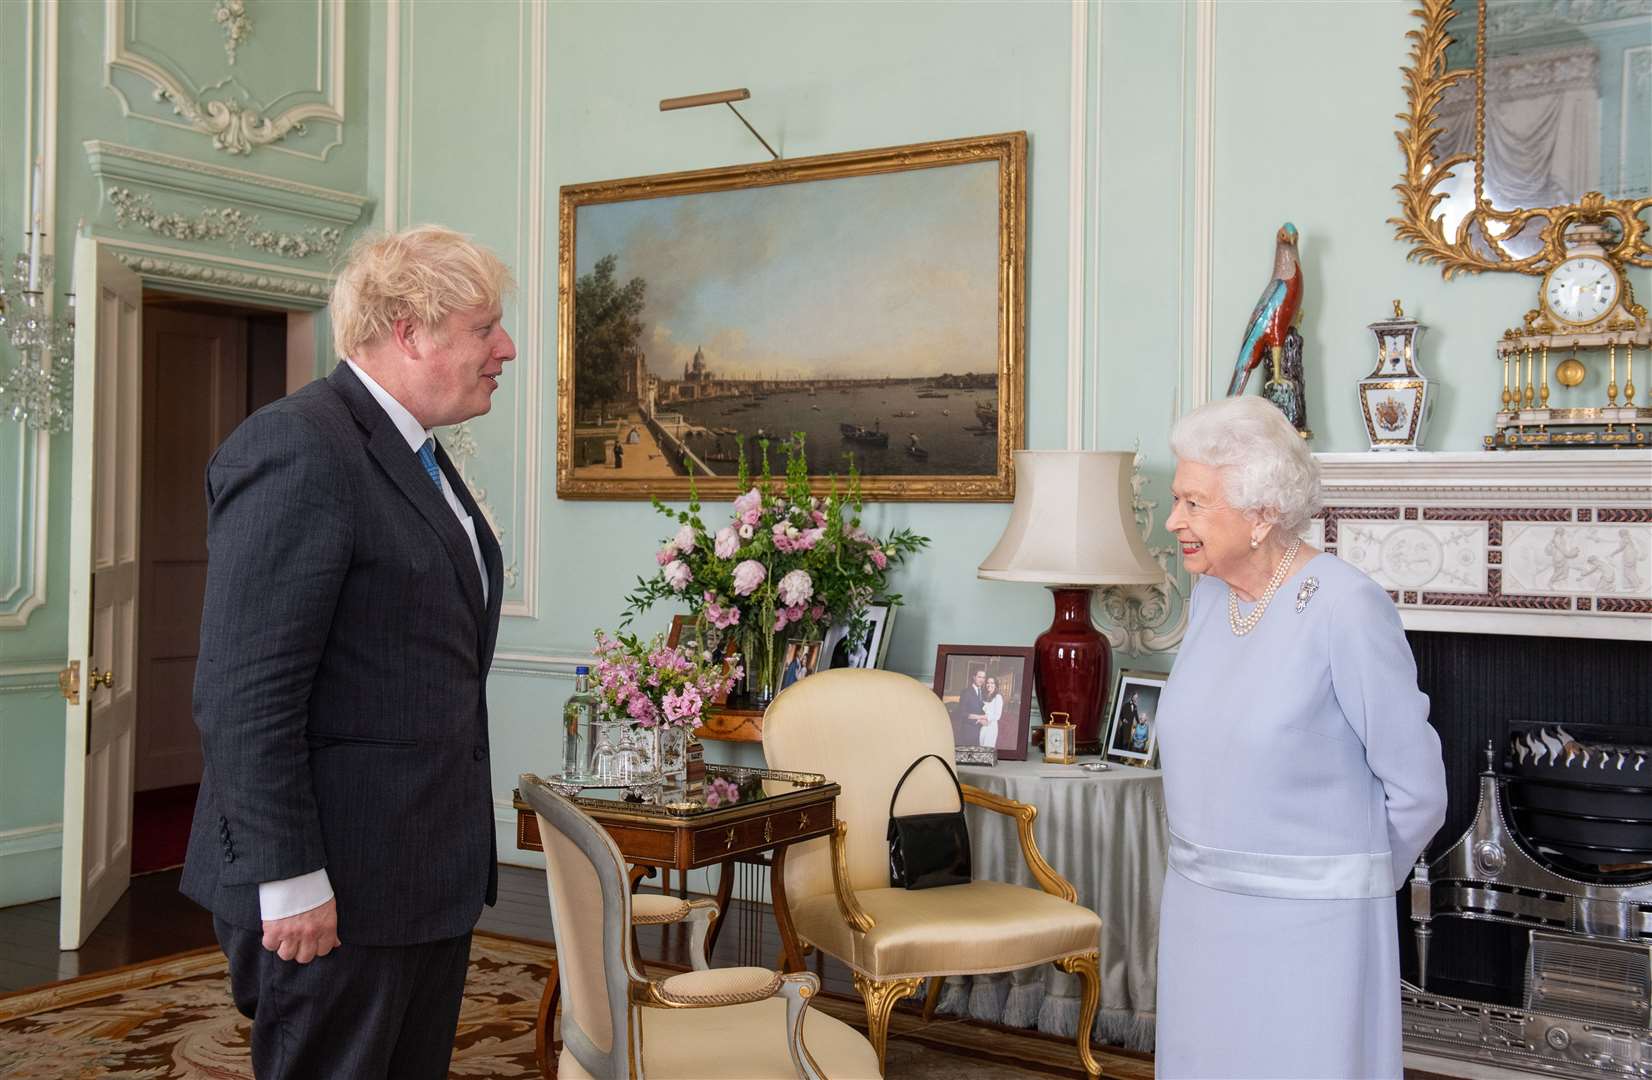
[1031,586,1111,751]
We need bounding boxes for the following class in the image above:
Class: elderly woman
[1154,397,1446,1079]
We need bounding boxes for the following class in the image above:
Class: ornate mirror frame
[1392,0,1652,278]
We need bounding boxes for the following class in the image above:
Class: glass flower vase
[742,627,786,705]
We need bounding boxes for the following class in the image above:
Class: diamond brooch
[1295,577,1320,614]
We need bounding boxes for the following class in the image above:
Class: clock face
[1545,256,1619,326]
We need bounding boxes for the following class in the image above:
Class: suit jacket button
[472,746,485,761]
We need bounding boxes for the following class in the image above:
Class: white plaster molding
[1189,0,1215,410]
[2,0,57,629]
[1066,0,1088,451]
[383,0,401,231]
[106,188,342,260]
[0,823,63,858]
[105,239,333,307]
[1100,444,1190,655]
[508,0,545,620]
[1317,451,1652,641]
[104,0,346,160]
[84,140,371,222]
[214,0,251,66]
[0,659,63,693]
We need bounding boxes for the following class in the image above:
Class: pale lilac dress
[1154,554,1447,1079]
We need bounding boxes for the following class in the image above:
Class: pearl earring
[1250,538,1260,549]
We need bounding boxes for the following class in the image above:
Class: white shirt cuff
[257,869,334,921]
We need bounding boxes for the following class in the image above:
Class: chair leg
[921,977,943,1022]
[1055,951,1103,1079]
[535,958,561,1079]
[852,973,923,1074]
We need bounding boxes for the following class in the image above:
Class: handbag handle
[888,753,965,821]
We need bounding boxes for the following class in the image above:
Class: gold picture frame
[556,132,1027,501]
[1390,0,1651,279]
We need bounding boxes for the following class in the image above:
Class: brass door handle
[58,661,80,705]
[90,667,114,690]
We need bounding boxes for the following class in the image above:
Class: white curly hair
[1168,396,1322,534]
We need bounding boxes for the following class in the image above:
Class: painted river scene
[566,157,1003,482]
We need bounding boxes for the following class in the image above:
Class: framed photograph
[1105,670,1167,768]
[666,614,733,705]
[556,132,1027,502]
[779,639,823,692]
[931,645,1035,762]
[817,603,895,672]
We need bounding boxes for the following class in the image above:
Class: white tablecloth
[946,759,1167,1051]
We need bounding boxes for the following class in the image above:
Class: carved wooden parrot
[1227,222,1302,398]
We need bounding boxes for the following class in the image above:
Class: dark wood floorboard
[0,864,855,998]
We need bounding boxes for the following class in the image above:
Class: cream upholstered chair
[763,669,1103,1077]
[519,774,882,1079]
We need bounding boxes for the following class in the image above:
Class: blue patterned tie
[417,438,443,492]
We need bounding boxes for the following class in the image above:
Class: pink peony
[664,560,692,591]
[870,548,888,570]
[741,508,761,527]
[673,524,697,554]
[656,543,678,566]
[732,559,766,596]
[714,526,739,559]
[732,487,762,520]
[777,569,813,607]
[810,604,826,621]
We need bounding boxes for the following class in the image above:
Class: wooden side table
[512,768,839,1077]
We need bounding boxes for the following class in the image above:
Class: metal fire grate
[1525,930,1652,1030]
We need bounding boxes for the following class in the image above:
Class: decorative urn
[1360,301,1433,451]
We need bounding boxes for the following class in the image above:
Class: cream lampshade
[979,451,1163,748]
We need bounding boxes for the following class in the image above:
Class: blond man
[182,226,516,1078]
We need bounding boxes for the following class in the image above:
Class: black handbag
[886,753,972,890]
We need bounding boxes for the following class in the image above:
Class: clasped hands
[261,897,341,964]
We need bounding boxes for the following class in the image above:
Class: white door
[59,240,143,950]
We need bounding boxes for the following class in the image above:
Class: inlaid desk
[511,766,840,1076]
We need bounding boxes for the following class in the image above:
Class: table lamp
[978,451,1163,750]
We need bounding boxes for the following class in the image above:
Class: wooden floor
[0,863,856,998]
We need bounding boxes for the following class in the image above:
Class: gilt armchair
[762,669,1104,1077]
[519,774,882,1079]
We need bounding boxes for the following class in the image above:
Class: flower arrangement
[624,437,928,697]
[591,630,743,731]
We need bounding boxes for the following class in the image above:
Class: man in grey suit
[181,225,515,1078]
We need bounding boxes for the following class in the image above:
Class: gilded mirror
[1393,0,1651,277]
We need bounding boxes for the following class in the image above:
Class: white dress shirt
[257,360,488,922]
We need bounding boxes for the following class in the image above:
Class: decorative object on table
[931,645,1036,762]
[666,614,735,704]
[1262,328,1311,440]
[555,131,1026,502]
[887,754,973,890]
[1359,300,1434,450]
[1226,222,1303,399]
[779,638,822,691]
[1104,670,1167,768]
[0,161,76,433]
[1042,712,1077,765]
[581,629,741,787]
[978,451,1163,752]
[818,601,895,671]
[624,436,927,705]
[1485,224,1650,449]
[953,744,998,767]
[561,665,598,779]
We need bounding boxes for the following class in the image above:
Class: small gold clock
[1542,254,1624,329]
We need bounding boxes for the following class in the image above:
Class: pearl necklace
[1227,537,1303,637]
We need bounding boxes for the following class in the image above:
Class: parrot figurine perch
[1227,222,1302,398]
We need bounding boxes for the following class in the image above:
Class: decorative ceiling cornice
[84,140,371,223]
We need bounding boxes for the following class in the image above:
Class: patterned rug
[0,932,1154,1079]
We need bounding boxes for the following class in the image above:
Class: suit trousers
[214,917,471,1080]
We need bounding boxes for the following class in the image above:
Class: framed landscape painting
[555,132,1026,502]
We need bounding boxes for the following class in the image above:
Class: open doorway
[129,294,292,876]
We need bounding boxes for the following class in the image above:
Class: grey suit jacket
[181,363,503,947]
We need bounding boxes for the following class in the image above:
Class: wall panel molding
[103,0,346,160]
[1066,0,1089,450]
[1188,0,1215,413]
[103,237,334,307]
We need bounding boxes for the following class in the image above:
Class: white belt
[1170,830,1394,900]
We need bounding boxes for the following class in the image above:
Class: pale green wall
[5,0,1644,902]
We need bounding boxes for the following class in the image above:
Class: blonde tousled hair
[329,225,515,359]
